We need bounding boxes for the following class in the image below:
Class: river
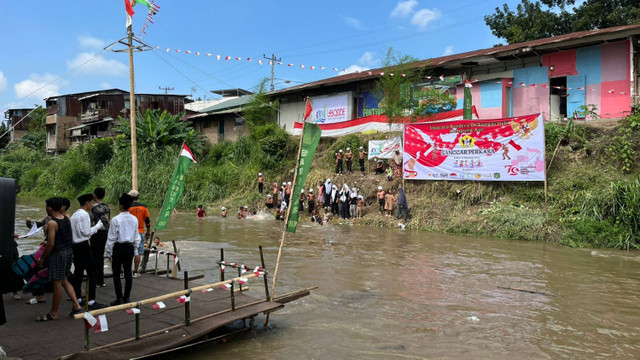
[13,197,640,359]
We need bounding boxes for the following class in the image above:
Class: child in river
[196,205,207,218]
[266,195,274,209]
[221,207,227,218]
[356,195,364,218]
[308,189,315,215]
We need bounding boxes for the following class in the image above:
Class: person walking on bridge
[128,190,150,277]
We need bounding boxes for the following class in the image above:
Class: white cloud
[14,73,61,100]
[67,52,127,77]
[443,46,454,56]
[391,0,418,18]
[0,70,7,93]
[358,52,377,67]
[100,82,111,89]
[343,65,370,74]
[342,16,366,30]
[411,8,441,28]
[77,35,106,50]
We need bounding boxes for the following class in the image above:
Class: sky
[0,0,523,117]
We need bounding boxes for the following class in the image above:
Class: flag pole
[266,97,309,327]
[128,24,139,191]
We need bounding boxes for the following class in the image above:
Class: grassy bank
[2,114,640,249]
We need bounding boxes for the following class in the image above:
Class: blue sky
[0,0,522,115]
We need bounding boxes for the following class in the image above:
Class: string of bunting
[136,0,160,38]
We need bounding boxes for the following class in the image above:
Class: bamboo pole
[73,272,263,320]
[265,97,309,327]
[128,25,138,191]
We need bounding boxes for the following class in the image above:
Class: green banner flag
[463,85,472,120]
[155,144,197,231]
[286,122,322,233]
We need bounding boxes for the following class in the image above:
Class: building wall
[279,101,306,133]
[46,115,77,153]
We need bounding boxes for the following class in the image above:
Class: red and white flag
[439,75,445,82]
[202,288,214,294]
[465,79,473,88]
[173,254,179,265]
[152,301,166,309]
[125,308,141,315]
[83,312,97,329]
[177,295,190,303]
[304,98,313,121]
[238,277,249,285]
[94,315,109,333]
[221,283,232,290]
[220,264,225,272]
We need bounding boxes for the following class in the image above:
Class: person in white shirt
[70,194,105,310]
[106,193,140,306]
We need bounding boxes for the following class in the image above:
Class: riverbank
[2,115,639,249]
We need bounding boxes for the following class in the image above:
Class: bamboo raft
[1,247,314,360]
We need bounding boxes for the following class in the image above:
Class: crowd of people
[9,188,153,321]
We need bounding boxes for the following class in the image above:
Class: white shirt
[106,211,141,257]
[71,208,103,244]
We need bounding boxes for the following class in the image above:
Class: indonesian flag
[83,312,97,329]
[180,144,197,163]
[125,0,135,28]
[152,301,166,309]
[177,295,190,303]
[225,56,231,60]
[173,254,179,265]
[125,0,159,28]
[202,288,214,293]
[94,315,109,333]
[508,139,522,151]
[221,283,232,290]
[238,277,249,285]
[220,264,225,272]
[125,308,141,315]
[304,98,313,121]
[465,79,473,88]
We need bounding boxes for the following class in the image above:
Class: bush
[563,218,625,248]
[0,146,47,184]
[84,138,114,167]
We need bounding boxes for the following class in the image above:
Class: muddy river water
[13,197,640,359]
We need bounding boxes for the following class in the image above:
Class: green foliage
[83,138,114,167]
[477,203,549,240]
[0,146,48,184]
[242,78,279,131]
[0,123,10,150]
[32,146,92,197]
[485,0,640,44]
[562,217,625,248]
[116,108,207,155]
[608,112,640,173]
[21,107,47,151]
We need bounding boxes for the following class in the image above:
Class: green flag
[286,122,322,233]
[463,81,473,120]
[155,144,197,231]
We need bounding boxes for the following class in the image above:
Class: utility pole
[158,86,174,95]
[263,53,281,91]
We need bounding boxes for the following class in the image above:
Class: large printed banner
[403,114,546,181]
[368,137,402,159]
[311,93,349,124]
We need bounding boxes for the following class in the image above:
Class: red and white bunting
[238,277,249,285]
[125,308,141,315]
[439,75,445,82]
[464,79,473,88]
[177,295,190,303]
[152,301,166,309]
[94,315,108,333]
[220,264,225,272]
[221,283,232,290]
[83,312,97,329]
[202,288,214,294]
[173,254,179,266]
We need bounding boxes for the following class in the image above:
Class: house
[45,89,188,153]
[184,89,253,144]
[270,24,640,133]
[3,108,35,142]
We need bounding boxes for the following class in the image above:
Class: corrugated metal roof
[270,24,640,96]
[199,95,253,113]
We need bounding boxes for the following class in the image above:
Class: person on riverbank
[356,195,364,218]
[71,194,105,310]
[377,186,386,214]
[397,186,408,222]
[359,146,366,175]
[258,173,264,194]
[285,182,292,206]
[345,148,353,174]
[196,205,207,218]
[35,197,82,321]
[317,181,325,209]
[386,166,394,181]
[128,190,150,278]
[106,193,140,306]
[331,184,339,215]
[25,213,53,304]
[374,160,385,174]
[271,182,279,206]
[266,195,274,209]
[349,187,358,218]
[336,149,343,174]
[308,188,316,215]
[324,179,332,208]
[221,207,227,218]
[339,184,350,219]
[299,189,305,212]
[90,188,110,288]
[385,189,395,217]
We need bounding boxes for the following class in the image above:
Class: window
[235,117,244,126]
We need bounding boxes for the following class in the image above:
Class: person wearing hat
[127,190,150,278]
[242,206,250,218]
[257,173,264,194]
[70,194,106,310]
[221,207,227,218]
[345,148,354,174]
[307,188,315,215]
[271,182,279,206]
[359,146,367,175]
[335,149,344,174]
[377,186,386,214]
[266,194,274,209]
[299,189,306,213]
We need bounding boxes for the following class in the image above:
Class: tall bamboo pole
[265,97,309,328]
[128,25,138,191]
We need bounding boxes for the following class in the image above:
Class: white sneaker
[132,272,140,278]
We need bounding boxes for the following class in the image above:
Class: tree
[375,48,456,132]
[485,0,640,44]
[21,107,47,151]
[242,78,279,132]
[0,123,10,150]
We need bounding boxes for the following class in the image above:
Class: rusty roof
[270,24,640,96]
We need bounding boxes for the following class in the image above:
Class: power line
[263,54,282,91]
[158,86,174,94]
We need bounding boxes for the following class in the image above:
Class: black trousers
[72,241,97,301]
[336,159,343,174]
[346,159,352,172]
[90,230,108,284]
[308,200,315,214]
[111,243,134,301]
[359,159,365,172]
[258,182,264,194]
